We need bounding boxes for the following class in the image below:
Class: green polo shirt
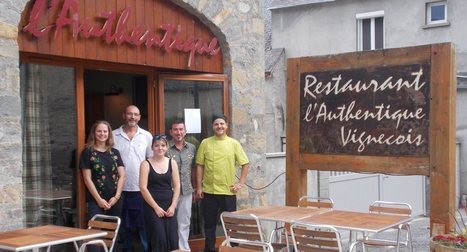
[196,135,249,195]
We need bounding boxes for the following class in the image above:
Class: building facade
[0,0,271,231]
[268,0,467,211]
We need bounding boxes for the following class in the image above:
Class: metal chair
[358,201,413,252]
[270,196,335,251]
[290,222,343,252]
[297,196,334,209]
[221,212,283,252]
[74,214,121,252]
[79,239,109,252]
[220,238,274,251]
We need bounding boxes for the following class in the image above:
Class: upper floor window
[356,11,384,51]
[426,1,447,25]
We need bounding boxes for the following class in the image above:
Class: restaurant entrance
[19,58,228,241]
[18,1,226,246]
[84,69,149,133]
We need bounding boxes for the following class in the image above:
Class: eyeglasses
[153,134,167,140]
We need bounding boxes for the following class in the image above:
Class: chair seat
[362,238,403,247]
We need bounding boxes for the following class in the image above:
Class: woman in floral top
[80,120,126,220]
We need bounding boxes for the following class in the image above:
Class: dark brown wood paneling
[125,0,137,64]
[286,58,307,207]
[429,43,457,234]
[74,0,86,58]
[84,0,97,61]
[36,0,50,54]
[116,0,128,63]
[18,0,223,73]
[135,0,146,65]
[95,0,107,61]
[49,4,63,56]
[144,0,155,66]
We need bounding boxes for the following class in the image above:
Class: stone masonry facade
[0,0,266,230]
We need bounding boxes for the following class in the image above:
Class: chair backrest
[291,222,343,252]
[368,201,412,216]
[221,212,266,251]
[298,196,334,209]
[79,239,109,252]
[219,238,274,252]
[87,214,121,252]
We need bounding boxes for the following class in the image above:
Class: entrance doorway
[84,70,148,133]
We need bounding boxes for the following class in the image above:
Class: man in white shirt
[113,105,152,252]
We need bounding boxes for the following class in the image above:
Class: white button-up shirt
[113,126,153,191]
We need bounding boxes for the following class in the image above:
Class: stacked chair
[350,201,413,252]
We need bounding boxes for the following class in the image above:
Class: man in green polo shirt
[195,114,249,252]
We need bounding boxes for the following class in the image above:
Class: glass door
[159,73,228,237]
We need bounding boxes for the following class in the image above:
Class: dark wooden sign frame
[286,43,457,234]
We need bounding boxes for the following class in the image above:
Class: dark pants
[120,191,148,252]
[87,199,123,220]
[201,193,236,252]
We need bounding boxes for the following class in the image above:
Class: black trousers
[201,193,236,252]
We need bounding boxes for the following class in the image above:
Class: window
[426,1,447,25]
[356,11,384,51]
[20,63,76,227]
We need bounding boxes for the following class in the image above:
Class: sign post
[286,43,457,234]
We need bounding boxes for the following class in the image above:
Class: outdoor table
[234,205,330,223]
[24,190,72,225]
[233,205,332,247]
[0,225,107,252]
[298,209,413,233]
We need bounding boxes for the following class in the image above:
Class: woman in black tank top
[139,134,181,251]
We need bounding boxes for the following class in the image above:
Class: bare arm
[195,164,204,199]
[82,169,111,210]
[139,161,165,217]
[239,163,249,184]
[167,159,180,217]
[230,163,250,193]
[108,166,125,207]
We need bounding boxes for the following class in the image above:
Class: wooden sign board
[286,43,457,234]
[299,63,430,157]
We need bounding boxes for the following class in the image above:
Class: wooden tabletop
[234,205,330,222]
[24,190,72,201]
[299,210,412,233]
[0,225,107,251]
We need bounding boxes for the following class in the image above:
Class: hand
[97,198,111,210]
[192,191,200,203]
[195,188,204,199]
[230,183,244,193]
[108,196,119,207]
[154,206,166,218]
[165,206,176,217]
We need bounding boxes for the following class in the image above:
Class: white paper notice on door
[184,108,201,134]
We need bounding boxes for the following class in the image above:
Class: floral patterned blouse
[79,147,124,201]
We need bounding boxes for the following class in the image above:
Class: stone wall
[0,7,23,229]
[171,0,267,208]
[0,0,266,230]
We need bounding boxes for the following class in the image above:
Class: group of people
[79,105,250,252]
